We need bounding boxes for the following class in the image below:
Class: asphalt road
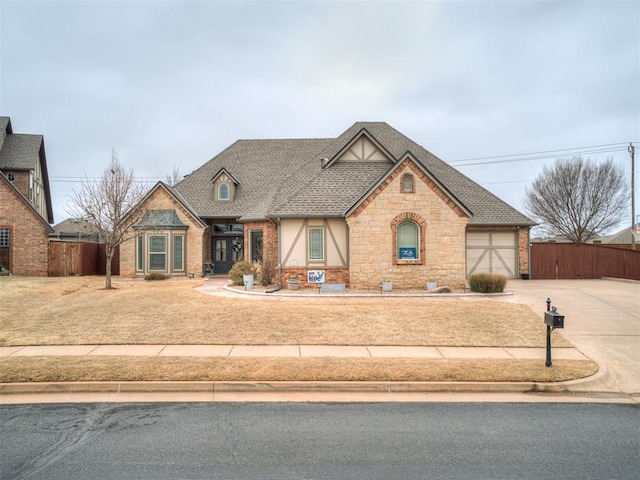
[1,402,638,480]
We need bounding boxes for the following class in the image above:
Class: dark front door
[213,237,243,274]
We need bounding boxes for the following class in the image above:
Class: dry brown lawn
[0,276,596,383]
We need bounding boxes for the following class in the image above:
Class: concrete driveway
[507,279,639,396]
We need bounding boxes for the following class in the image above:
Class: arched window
[397,221,419,260]
[218,183,229,200]
[401,173,414,192]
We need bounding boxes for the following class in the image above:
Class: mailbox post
[544,297,565,367]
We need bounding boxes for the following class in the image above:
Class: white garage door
[466,231,517,278]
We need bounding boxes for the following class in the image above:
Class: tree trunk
[105,247,113,289]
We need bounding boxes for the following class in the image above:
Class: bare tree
[67,150,147,288]
[525,156,629,242]
[165,164,181,186]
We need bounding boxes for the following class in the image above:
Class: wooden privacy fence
[48,241,119,276]
[530,243,640,280]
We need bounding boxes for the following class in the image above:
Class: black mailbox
[544,310,564,329]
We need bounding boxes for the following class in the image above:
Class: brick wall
[282,266,349,288]
[346,159,469,290]
[0,179,50,276]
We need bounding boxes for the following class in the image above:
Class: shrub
[144,272,169,281]
[259,257,276,286]
[468,272,507,293]
[228,261,258,286]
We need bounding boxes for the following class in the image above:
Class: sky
[1,0,638,233]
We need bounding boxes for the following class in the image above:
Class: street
[1,402,638,479]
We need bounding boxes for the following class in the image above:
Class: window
[397,221,419,260]
[173,235,184,271]
[401,173,414,192]
[308,228,324,261]
[149,235,167,271]
[250,230,263,263]
[136,236,143,272]
[218,183,229,200]
[6,173,15,182]
[0,229,9,247]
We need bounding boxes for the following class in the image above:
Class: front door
[212,237,243,274]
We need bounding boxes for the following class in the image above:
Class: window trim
[391,212,426,266]
[400,173,414,193]
[396,221,420,261]
[148,234,168,272]
[250,229,263,263]
[172,234,184,272]
[136,235,144,272]
[308,227,325,262]
[218,183,230,200]
[0,228,9,248]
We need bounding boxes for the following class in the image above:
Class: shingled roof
[174,122,535,226]
[0,116,54,224]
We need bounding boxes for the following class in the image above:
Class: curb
[220,284,514,298]
[0,379,605,395]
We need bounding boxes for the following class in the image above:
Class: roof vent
[321,157,329,167]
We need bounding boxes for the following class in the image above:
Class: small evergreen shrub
[468,272,507,293]
[228,261,258,286]
[144,272,169,281]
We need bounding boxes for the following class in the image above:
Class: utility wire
[447,143,635,166]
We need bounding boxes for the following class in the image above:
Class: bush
[259,257,276,286]
[228,261,258,286]
[144,272,169,281]
[468,272,507,293]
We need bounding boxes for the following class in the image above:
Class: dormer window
[218,183,229,200]
[211,168,238,202]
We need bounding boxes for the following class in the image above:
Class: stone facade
[0,178,51,275]
[120,186,205,277]
[346,159,469,290]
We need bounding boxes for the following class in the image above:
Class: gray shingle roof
[0,134,43,170]
[175,122,535,226]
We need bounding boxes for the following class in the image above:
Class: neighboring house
[599,225,639,250]
[50,218,100,243]
[121,122,535,288]
[0,117,54,275]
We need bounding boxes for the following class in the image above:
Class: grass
[0,276,596,383]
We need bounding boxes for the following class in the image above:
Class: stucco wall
[346,159,469,289]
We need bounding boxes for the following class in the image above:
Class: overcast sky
[1,0,638,231]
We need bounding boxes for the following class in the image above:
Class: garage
[466,231,518,278]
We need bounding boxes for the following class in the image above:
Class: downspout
[266,217,282,293]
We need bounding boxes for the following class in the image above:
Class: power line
[447,143,634,167]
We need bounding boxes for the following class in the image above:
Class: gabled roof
[174,122,535,226]
[344,152,473,218]
[124,181,207,229]
[0,117,54,223]
[0,171,54,233]
[211,167,240,185]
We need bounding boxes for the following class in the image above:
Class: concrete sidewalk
[0,344,589,360]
